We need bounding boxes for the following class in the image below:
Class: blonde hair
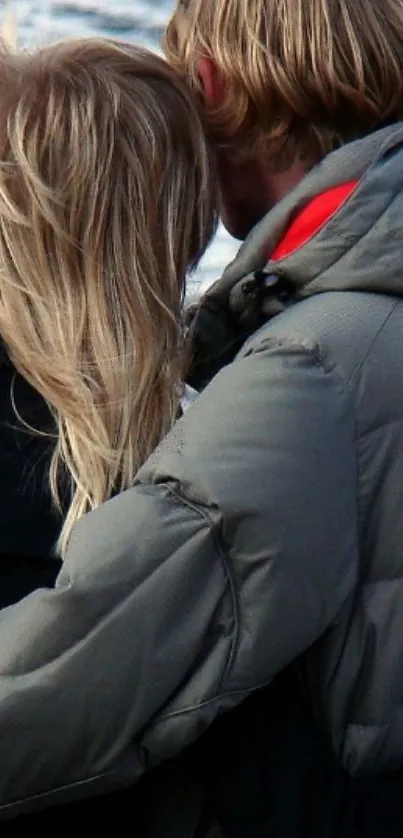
[164,0,403,166]
[0,38,217,552]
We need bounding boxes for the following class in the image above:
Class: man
[0,1,403,833]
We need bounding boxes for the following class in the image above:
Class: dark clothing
[195,674,403,838]
[0,347,61,561]
[0,351,63,831]
[0,552,60,609]
[8,677,403,837]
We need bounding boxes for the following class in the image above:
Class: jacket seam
[157,680,272,722]
[348,299,400,387]
[166,339,360,720]
[243,332,353,387]
[163,484,240,696]
[0,769,116,813]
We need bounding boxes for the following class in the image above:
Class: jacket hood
[208,123,403,308]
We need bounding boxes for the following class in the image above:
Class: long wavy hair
[0,38,217,552]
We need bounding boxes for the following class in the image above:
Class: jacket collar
[206,123,403,318]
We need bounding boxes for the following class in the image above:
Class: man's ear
[198,57,226,108]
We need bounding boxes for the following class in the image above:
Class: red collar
[271,180,358,262]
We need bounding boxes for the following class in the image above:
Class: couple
[1,0,403,834]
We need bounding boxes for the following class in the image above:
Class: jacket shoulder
[242,290,401,391]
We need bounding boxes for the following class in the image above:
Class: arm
[0,337,358,816]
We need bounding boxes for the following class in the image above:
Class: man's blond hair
[164,0,403,166]
[0,39,217,552]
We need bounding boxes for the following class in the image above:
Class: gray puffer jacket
[0,124,403,818]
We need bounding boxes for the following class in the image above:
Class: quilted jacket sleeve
[0,336,358,818]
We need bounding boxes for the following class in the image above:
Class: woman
[0,37,216,558]
[0,38,221,833]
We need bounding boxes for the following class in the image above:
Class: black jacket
[0,348,61,570]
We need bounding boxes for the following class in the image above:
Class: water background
[3,0,240,296]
